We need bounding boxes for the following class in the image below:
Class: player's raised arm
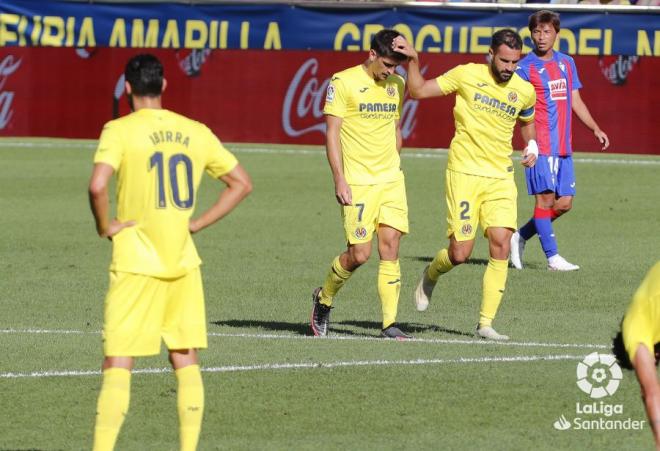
[572,89,610,150]
[325,114,352,206]
[391,36,444,99]
[189,164,252,234]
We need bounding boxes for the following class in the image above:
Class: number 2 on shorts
[459,201,470,220]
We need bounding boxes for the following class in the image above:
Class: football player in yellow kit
[613,262,660,449]
[393,29,538,340]
[89,54,252,451]
[311,29,411,339]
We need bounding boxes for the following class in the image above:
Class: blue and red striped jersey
[516,51,582,156]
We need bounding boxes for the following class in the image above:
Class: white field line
[0,140,658,166]
[0,328,609,350]
[0,354,583,379]
[208,332,610,349]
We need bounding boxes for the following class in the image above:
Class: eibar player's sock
[479,258,509,327]
[533,207,559,258]
[93,367,131,451]
[378,259,401,328]
[320,256,353,306]
[519,209,561,241]
[176,364,204,451]
[427,248,454,282]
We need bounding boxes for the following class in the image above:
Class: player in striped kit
[510,10,610,271]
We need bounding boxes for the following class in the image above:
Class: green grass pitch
[1,138,659,450]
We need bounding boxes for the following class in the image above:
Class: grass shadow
[337,320,473,337]
[210,319,311,336]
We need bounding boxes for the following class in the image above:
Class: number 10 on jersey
[149,151,194,209]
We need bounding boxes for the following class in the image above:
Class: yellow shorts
[103,268,207,357]
[342,178,409,244]
[445,169,517,242]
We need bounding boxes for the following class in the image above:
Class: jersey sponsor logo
[359,87,369,93]
[477,82,488,87]
[508,91,518,103]
[326,84,335,103]
[538,67,546,74]
[472,92,517,118]
[547,78,567,100]
[461,223,472,236]
[354,226,368,240]
[386,85,396,97]
[358,103,397,113]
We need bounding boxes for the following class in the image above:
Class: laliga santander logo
[576,352,622,399]
[282,58,421,139]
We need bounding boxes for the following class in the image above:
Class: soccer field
[1,138,659,451]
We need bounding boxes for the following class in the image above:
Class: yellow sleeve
[518,86,536,122]
[435,65,465,95]
[323,74,347,118]
[204,129,238,179]
[395,76,405,121]
[93,121,123,169]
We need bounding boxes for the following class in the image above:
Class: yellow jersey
[622,261,660,362]
[436,63,536,179]
[324,65,405,185]
[94,108,238,278]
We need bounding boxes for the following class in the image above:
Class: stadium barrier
[0,1,658,154]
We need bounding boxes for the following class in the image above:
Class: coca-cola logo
[282,58,420,140]
[599,55,639,86]
[0,55,21,130]
[177,49,211,77]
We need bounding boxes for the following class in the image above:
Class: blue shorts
[525,155,576,196]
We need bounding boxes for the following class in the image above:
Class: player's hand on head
[103,218,136,240]
[392,36,417,61]
[595,129,610,151]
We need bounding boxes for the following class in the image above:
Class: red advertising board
[0,48,656,154]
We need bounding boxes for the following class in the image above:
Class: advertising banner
[1,1,659,56]
[0,47,655,154]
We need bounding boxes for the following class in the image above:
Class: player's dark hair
[611,330,633,370]
[529,10,561,33]
[125,54,164,97]
[370,29,407,63]
[490,29,523,51]
[612,324,660,371]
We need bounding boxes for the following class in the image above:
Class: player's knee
[449,248,470,265]
[555,204,572,216]
[350,248,371,266]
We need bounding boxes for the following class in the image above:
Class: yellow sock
[378,259,401,328]
[176,364,205,451]
[479,258,509,327]
[320,256,353,306]
[93,368,131,451]
[427,248,453,282]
